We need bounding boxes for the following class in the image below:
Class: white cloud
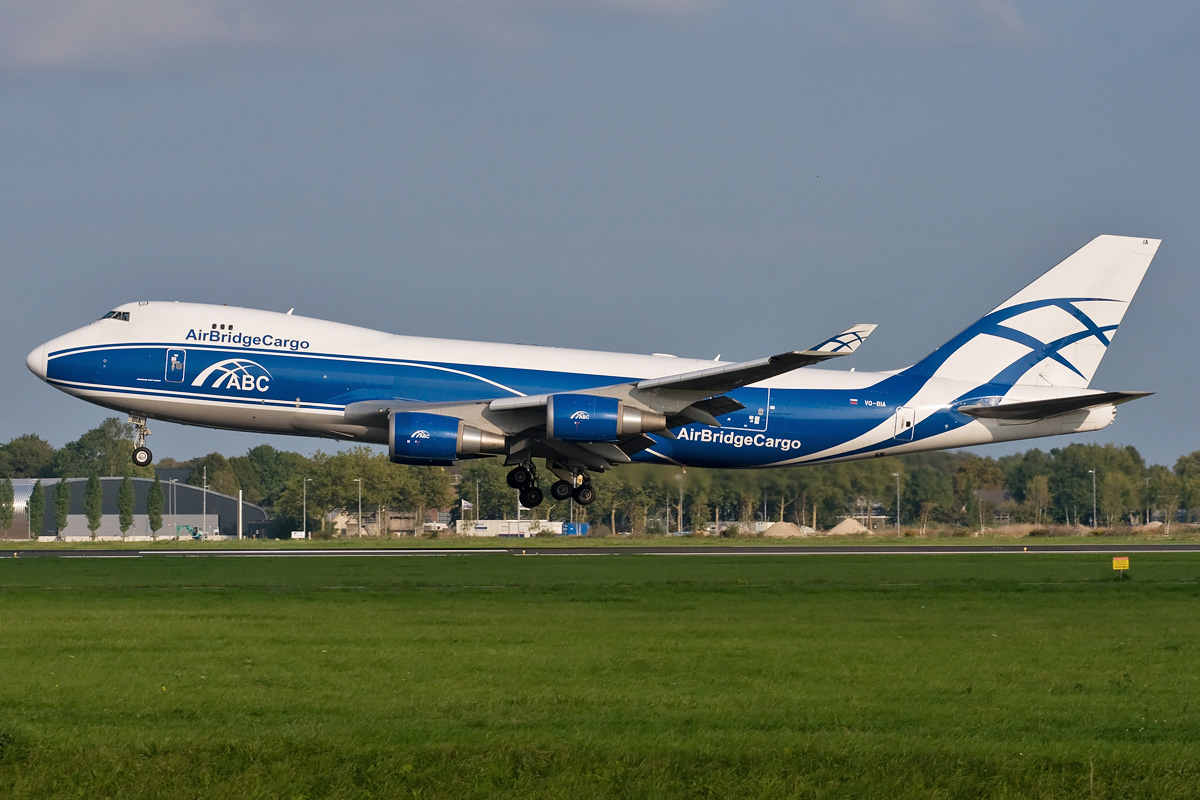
[0,0,711,71]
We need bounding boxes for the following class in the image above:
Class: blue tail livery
[26,235,1160,507]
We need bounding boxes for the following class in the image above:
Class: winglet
[809,323,877,355]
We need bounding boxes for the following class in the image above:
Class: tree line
[2,418,1198,536]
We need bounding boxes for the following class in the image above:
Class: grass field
[1,553,1199,798]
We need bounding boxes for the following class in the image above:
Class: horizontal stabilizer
[636,323,876,394]
[958,391,1152,421]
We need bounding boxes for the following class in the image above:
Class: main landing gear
[507,464,595,509]
[129,415,153,467]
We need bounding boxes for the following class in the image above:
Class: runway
[3,543,1200,558]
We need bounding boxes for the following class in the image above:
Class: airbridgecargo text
[676,427,802,452]
[185,329,310,351]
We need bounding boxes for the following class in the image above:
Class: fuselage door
[894,406,916,441]
[165,349,187,383]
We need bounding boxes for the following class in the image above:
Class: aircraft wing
[344,322,876,470]
[957,391,1152,421]
[635,324,876,394]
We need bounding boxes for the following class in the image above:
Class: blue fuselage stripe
[46,342,936,467]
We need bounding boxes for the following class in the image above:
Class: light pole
[303,477,312,538]
[169,478,177,539]
[1088,469,1097,528]
[353,478,362,537]
[893,472,901,535]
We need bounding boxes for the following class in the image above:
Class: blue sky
[2,1,1197,467]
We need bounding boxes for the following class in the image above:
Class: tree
[0,477,13,534]
[1023,474,1052,527]
[84,473,103,539]
[118,475,135,537]
[1144,464,1180,534]
[688,491,711,534]
[187,453,241,496]
[1101,471,1138,527]
[146,476,164,538]
[459,459,517,521]
[28,480,44,539]
[52,418,152,478]
[414,467,456,535]
[236,444,309,510]
[904,466,954,534]
[1174,451,1200,523]
[953,456,1005,527]
[54,479,70,535]
[0,434,56,478]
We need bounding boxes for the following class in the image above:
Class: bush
[719,524,740,538]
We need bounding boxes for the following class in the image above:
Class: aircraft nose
[26,343,47,380]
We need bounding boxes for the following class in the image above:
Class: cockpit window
[100,311,131,321]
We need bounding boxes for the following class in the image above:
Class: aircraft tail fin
[902,235,1160,389]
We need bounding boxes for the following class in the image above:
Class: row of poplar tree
[0,473,164,539]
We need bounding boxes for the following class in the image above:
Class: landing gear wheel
[519,486,544,509]
[132,446,153,468]
[507,466,534,489]
[550,480,574,502]
[573,484,596,506]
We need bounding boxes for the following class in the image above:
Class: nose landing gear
[129,415,153,467]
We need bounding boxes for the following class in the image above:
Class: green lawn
[1,553,1198,798]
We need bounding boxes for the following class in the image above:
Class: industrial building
[4,477,268,541]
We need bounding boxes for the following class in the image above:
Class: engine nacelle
[389,411,506,466]
[546,394,667,443]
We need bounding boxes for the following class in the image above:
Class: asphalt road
[3,544,1200,558]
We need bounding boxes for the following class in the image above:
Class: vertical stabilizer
[903,235,1160,389]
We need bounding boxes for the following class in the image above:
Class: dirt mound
[828,518,868,535]
[763,522,815,537]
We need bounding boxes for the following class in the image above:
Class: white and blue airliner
[26,235,1160,508]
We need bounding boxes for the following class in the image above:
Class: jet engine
[546,394,667,443]
[389,411,506,466]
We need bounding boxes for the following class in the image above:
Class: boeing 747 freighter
[26,235,1160,508]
